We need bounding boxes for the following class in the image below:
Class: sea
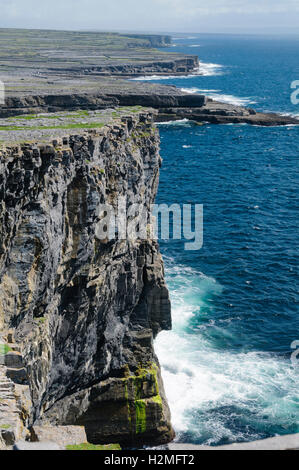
[132,34,299,445]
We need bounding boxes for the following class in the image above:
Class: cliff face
[79,56,198,76]
[0,110,174,446]
[0,88,205,119]
[124,34,172,48]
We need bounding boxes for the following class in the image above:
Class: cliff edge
[0,108,174,447]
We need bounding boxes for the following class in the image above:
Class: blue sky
[0,0,298,34]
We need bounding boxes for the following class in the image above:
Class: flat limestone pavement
[166,433,299,450]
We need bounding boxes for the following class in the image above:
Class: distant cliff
[124,34,172,48]
[0,109,174,446]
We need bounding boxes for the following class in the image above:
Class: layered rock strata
[0,109,174,446]
[1,92,298,126]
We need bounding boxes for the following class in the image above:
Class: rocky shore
[2,86,298,126]
[157,99,299,126]
[1,28,298,126]
[0,28,298,451]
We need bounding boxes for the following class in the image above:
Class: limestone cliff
[0,109,174,446]
[124,34,172,48]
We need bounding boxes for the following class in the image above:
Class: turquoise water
[133,34,299,445]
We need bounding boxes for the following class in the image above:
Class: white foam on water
[171,37,197,41]
[278,111,299,118]
[197,62,224,76]
[180,87,203,94]
[156,118,193,126]
[180,86,257,107]
[129,71,201,81]
[129,63,224,81]
[155,258,299,444]
[188,88,221,93]
[208,93,257,106]
[130,75,171,81]
[258,110,299,123]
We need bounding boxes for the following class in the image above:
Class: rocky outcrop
[31,424,87,448]
[157,100,299,126]
[0,94,118,118]
[107,91,206,108]
[0,110,174,446]
[0,332,31,448]
[2,91,298,126]
[76,57,199,77]
[0,91,205,119]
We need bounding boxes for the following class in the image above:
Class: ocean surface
[133,34,299,445]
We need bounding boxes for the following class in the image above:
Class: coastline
[1,28,298,450]
[0,28,298,126]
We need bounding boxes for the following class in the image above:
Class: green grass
[11,114,39,120]
[0,424,11,430]
[118,105,143,113]
[10,111,90,121]
[0,344,12,355]
[0,122,106,131]
[34,317,46,325]
[65,443,121,451]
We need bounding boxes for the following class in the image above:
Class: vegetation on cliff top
[0,107,153,146]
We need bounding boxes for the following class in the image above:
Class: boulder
[31,425,87,448]
[3,352,23,369]
[14,441,62,450]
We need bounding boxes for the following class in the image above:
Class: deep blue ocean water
[133,34,299,445]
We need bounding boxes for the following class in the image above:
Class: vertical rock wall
[0,111,174,445]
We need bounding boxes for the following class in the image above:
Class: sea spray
[155,259,299,445]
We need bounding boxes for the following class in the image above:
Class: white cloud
[152,0,299,15]
[0,0,298,32]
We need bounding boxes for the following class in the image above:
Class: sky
[0,0,298,34]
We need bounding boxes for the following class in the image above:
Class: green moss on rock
[135,399,147,434]
[151,394,163,408]
[66,443,121,451]
[121,362,164,435]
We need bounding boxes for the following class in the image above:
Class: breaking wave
[155,258,299,445]
[156,118,193,126]
[180,87,257,106]
[129,62,223,82]
[197,62,224,76]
